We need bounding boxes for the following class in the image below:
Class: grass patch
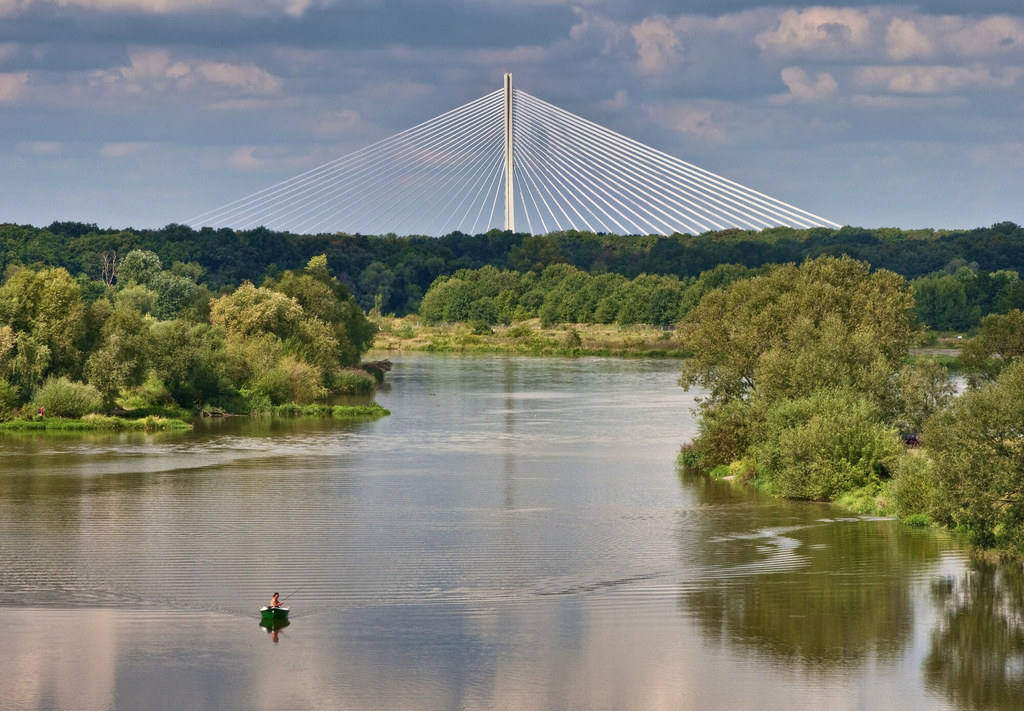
[374,317,688,358]
[901,513,934,528]
[0,414,192,431]
[267,402,390,418]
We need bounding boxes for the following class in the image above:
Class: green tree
[958,309,1024,383]
[118,249,162,286]
[210,282,303,341]
[357,261,395,313]
[114,284,159,316]
[913,273,976,331]
[84,305,151,407]
[0,266,85,378]
[924,359,1024,555]
[265,255,376,367]
[148,320,230,408]
[150,271,199,320]
[0,324,15,381]
[9,332,50,400]
[508,234,563,273]
[679,256,918,408]
[212,257,373,402]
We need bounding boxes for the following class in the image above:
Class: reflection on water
[0,354,1019,709]
[925,563,1024,710]
[259,618,290,644]
[677,471,947,667]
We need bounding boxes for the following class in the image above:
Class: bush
[754,390,903,501]
[122,374,174,409]
[334,368,376,394]
[688,399,763,471]
[677,443,700,469]
[887,453,939,521]
[32,377,103,418]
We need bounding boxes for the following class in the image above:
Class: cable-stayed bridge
[189,75,840,236]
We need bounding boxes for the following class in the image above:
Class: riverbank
[373,317,686,357]
[0,414,192,431]
[265,403,390,418]
[0,402,390,432]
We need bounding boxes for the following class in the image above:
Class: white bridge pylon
[189,74,840,236]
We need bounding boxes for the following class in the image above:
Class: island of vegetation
[1,220,1023,559]
[0,248,386,429]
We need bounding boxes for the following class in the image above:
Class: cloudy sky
[1,1,1022,232]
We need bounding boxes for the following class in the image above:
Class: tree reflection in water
[677,469,945,667]
[925,562,1024,710]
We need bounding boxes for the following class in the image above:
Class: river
[1,354,1021,710]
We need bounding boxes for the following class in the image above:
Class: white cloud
[227,146,263,171]
[643,100,731,143]
[879,14,1024,61]
[631,15,682,74]
[885,18,933,61]
[569,9,631,54]
[16,140,61,155]
[777,66,837,103]
[856,64,1022,94]
[100,142,150,158]
[849,94,967,110]
[197,62,283,93]
[756,6,873,56]
[969,141,1024,168]
[0,0,321,16]
[0,71,28,101]
[946,15,1024,57]
[600,89,628,112]
[313,108,370,138]
[89,50,282,98]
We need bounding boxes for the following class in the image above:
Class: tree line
[418,263,761,328]
[2,221,1024,329]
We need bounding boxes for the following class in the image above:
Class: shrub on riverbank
[752,390,903,501]
[334,368,377,394]
[31,376,103,418]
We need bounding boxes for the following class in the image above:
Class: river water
[1,354,1021,710]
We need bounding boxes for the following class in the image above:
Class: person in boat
[269,592,282,608]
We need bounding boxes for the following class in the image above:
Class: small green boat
[260,605,290,621]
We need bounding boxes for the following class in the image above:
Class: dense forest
[2,221,1023,330]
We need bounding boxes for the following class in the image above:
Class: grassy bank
[266,403,390,418]
[0,414,192,431]
[373,317,686,357]
[0,402,390,430]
